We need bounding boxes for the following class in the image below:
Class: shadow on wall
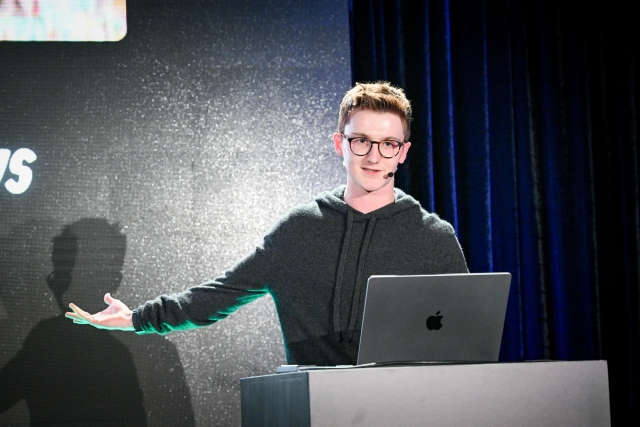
[0,218,195,426]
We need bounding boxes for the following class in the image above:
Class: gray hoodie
[133,186,468,365]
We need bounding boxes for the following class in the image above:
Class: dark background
[0,1,349,426]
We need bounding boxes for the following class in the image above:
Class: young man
[66,82,468,366]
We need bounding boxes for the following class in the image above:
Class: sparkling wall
[0,1,350,425]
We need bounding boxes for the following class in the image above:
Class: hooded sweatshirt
[133,186,468,366]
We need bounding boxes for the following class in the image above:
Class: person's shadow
[0,218,194,426]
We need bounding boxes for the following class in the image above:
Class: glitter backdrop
[0,1,350,425]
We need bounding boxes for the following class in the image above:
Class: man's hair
[338,81,413,141]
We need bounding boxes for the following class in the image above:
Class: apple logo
[426,311,443,330]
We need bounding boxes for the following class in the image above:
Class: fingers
[66,303,94,324]
[65,311,89,325]
[104,292,113,305]
[67,315,88,325]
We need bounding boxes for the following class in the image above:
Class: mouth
[362,167,382,175]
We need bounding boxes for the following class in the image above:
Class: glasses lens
[379,141,401,158]
[350,138,371,155]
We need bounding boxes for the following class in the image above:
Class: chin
[361,182,391,194]
[348,173,392,194]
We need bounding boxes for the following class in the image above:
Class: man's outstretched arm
[65,293,135,331]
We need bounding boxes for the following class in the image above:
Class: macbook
[356,273,512,365]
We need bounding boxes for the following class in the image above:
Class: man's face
[333,109,411,196]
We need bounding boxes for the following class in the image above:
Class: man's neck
[343,184,395,214]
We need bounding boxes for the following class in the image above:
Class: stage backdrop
[0,1,350,426]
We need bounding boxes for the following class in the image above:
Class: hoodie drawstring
[346,214,377,342]
[333,209,353,342]
[333,210,378,343]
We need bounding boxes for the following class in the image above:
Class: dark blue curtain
[349,0,638,425]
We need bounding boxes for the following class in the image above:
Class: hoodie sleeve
[419,210,469,274]
[133,224,284,335]
[436,230,470,274]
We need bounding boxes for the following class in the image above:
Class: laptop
[356,273,512,365]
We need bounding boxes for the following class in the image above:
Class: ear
[398,142,411,164]
[333,132,344,156]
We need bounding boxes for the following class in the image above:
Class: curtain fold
[349,0,638,425]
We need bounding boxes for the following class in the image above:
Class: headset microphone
[388,171,395,178]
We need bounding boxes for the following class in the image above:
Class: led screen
[0,0,126,41]
[0,1,350,425]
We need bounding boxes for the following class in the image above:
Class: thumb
[104,292,114,305]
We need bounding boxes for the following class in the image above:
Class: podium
[241,360,610,427]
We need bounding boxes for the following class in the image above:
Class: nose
[366,142,381,163]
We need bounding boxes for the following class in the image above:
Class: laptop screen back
[357,273,512,365]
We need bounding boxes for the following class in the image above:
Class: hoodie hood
[316,185,420,219]
[316,186,422,343]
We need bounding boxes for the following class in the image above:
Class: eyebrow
[348,131,404,141]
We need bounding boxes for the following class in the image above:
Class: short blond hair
[338,81,412,141]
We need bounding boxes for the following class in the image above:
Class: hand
[65,293,135,331]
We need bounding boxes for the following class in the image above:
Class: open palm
[65,293,135,331]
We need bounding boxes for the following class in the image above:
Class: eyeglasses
[342,134,404,159]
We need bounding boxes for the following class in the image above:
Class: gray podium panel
[241,361,610,427]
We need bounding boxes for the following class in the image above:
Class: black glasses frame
[341,134,404,159]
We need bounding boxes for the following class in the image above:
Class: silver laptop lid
[357,273,512,365]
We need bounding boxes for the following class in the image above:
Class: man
[66,82,468,366]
